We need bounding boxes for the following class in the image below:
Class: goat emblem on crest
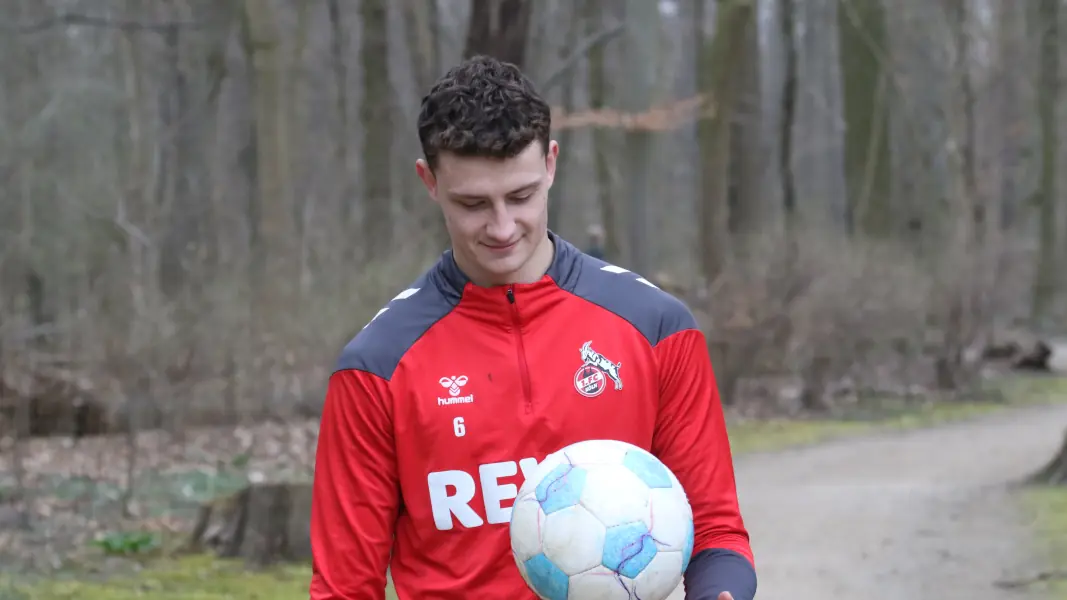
[573,341,623,398]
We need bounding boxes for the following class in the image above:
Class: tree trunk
[241,0,292,296]
[157,24,193,298]
[547,3,580,236]
[401,0,441,90]
[586,0,621,264]
[935,0,980,392]
[1032,0,1060,322]
[697,0,756,283]
[463,0,533,67]
[360,0,393,260]
[185,483,313,567]
[327,0,354,260]
[792,0,849,232]
[621,0,660,275]
[884,1,951,251]
[779,0,799,223]
[996,0,1030,231]
[838,0,891,237]
[727,0,772,238]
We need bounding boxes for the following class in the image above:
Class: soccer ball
[509,439,694,600]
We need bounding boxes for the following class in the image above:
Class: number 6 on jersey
[453,416,466,437]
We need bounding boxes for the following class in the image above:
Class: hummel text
[438,375,474,406]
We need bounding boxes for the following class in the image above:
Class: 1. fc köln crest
[573,341,623,398]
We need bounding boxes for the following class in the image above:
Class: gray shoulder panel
[334,268,460,380]
[559,252,699,346]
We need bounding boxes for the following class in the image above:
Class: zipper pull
[506,287,516,304]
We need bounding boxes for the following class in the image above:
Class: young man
[310,56,756,600]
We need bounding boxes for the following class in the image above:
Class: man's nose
[485,205,517,240]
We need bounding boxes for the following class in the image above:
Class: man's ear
[545,140,560,186]
[415,158,438,203]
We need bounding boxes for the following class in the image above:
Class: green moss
[1021,486,1067,598]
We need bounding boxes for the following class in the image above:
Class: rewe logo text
[427,458,539,530]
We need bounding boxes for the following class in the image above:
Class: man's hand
[718,593,734,600]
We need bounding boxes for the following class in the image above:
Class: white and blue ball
[509,439,694,600]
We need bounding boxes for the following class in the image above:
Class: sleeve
[651,327,757,600]
[309,368,400,600]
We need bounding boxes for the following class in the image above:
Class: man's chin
[475,251,528,280]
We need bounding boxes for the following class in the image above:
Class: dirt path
[733,403,1067,600]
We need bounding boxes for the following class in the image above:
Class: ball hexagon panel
[523,553,569,600]
[602,521,658,579]
[579,464,651,528]
[647,487,693,551]
[541,504,606,576]
[510,493,546,562]
[631,551,685,600]
[535,463,587,516]
[568,566,635,600]
[682,519,695,573]
[622,448,674,489]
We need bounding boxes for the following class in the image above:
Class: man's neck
[457,234,555,288]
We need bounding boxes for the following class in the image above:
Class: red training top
[309,233,754,599]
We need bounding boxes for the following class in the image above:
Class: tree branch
[540,22,626,94]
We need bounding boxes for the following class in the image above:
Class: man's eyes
[457,194,532,209]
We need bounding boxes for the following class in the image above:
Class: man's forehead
[447,175,540,195]
[439,158,544,197]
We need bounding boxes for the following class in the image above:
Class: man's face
[416,140,558,285]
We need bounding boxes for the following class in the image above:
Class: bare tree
[695,0,757,283]
[1032,0,1061,322]
[361,0,393,259]
[586,0,622,263]
[619,0,660,274]
[240,0,294,299]
[839,0,891,237]
[463,0,533,67]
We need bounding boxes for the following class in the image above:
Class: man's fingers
[717,593,734,600]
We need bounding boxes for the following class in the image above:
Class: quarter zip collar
[434,231,580,295]
[429,231,584,328]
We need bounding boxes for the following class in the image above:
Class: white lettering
[453,416,465,437]
[518,457,539,480]
[437,394,475,406]
[480,461,517,524]
[427,470,483,530]
[427,458,542,531]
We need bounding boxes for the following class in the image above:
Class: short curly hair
[417,55,551,170]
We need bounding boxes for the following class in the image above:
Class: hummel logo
[438,375,474,406]
[440,375,468,396]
